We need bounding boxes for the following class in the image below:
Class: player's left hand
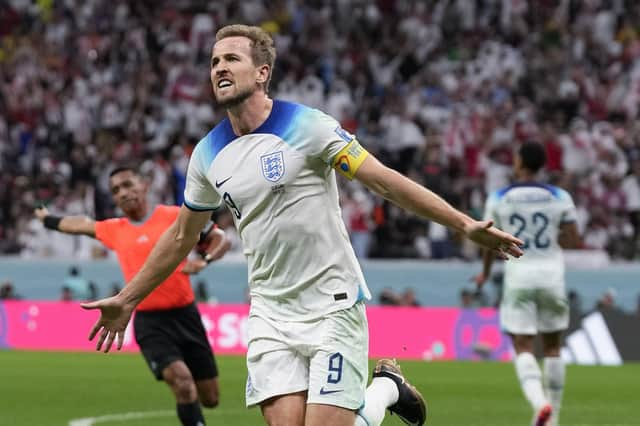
[80,295,135,353]
[464,220,524,260]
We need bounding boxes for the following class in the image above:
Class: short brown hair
[215,24,276,93]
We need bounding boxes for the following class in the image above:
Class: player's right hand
[34,206,49,221]
[81,295,135,353]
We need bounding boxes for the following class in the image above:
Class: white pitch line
[68,410,175,426]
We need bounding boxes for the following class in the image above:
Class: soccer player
[34,166,231,426]
[81,25,524,426]
[474,142,581,426]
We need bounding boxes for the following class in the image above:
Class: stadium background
[1,0,639,425]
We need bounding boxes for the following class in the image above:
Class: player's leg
[179,304,220,408]
[261,392,307,426]
[246,314,309,425]
[358,358,426,426]
[134,310,206,426]
[538,287,569,426]
[540,332,564,426]
[162,361,207,426]
[306,302,369,426]
[501,288,550,425]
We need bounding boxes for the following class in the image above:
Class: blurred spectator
[87,281,98,301]
[62,266,91,301]
[595,288,623,313]
[109,282,122,297]
[568,289,583,317]
[0,281,20,300]
[379,287,402,306]
[60,286,73,302]
[1,0,639,260]
[400,288,421,307]
[460,287,489,308]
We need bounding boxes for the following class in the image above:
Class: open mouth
[217,79,233,89]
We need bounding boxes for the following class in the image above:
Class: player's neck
[127,204,150,222]
[515,171,536,182]
[226,93,273,136]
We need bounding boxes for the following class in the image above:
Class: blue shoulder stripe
[496,182,561,199]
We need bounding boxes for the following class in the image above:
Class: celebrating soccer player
[82,24,524,426]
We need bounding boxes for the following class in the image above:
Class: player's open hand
[80,295,135,353]
[464,220,524,260]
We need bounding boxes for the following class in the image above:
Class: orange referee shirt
[95,205,194,311]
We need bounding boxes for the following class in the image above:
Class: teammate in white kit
[474,142,581,426]
[82,24,524,426]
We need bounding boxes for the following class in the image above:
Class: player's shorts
[500,286,569,335]
[245,301,368,410]
[133,302,218,381]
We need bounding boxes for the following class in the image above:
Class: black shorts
[134,302,218,381]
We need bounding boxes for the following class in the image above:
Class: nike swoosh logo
[319,387,343,395]
[215,176,232,188]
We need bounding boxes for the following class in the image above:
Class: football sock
[355,377,399,426]
[177,401,206,426]
[543,357,565,426]
[514,352,548,411]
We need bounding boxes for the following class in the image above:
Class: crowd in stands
[1,0,639,260]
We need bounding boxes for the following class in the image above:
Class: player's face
[109,171,147,217]
[210,36,267,107]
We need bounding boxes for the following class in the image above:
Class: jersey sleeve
[558,189,578,224]
[94,218,121,250]
[483,191,501,227]
[285,107,370,179]
[184,137,222,211]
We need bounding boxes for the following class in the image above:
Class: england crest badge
[261,151,285,182]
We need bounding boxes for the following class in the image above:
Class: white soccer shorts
[245,301,368,410]
[500,286,569,335]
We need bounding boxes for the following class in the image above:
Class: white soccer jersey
[484,182,577,289]
[184,100,371,320]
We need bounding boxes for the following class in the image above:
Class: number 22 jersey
[483,182,577,289]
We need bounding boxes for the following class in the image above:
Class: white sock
[514,352,548,411]
[543,357,565,426]
[355,377,399,426]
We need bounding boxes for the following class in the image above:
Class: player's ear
[256,64,269,85]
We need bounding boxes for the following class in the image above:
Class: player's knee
[169,375,198,401]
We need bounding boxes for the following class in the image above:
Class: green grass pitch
[0,351,638,425]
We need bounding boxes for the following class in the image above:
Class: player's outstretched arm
[352,155,523,259]
[34,206,96,237]
[81,205,212,352]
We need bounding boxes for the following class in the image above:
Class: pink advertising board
[0,301,512,360]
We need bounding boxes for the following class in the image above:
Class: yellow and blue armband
[333,139,369,180]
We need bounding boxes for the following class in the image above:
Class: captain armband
[332,139,370,180]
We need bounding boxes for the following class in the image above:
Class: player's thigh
[307,302,369,410]
[536,287,569,334]
[246,315,310,408]
[172,303,219,381]
[500,287,538,335]
[305,403,356,426]
[260,391,307,426]
[134,314,182,380]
